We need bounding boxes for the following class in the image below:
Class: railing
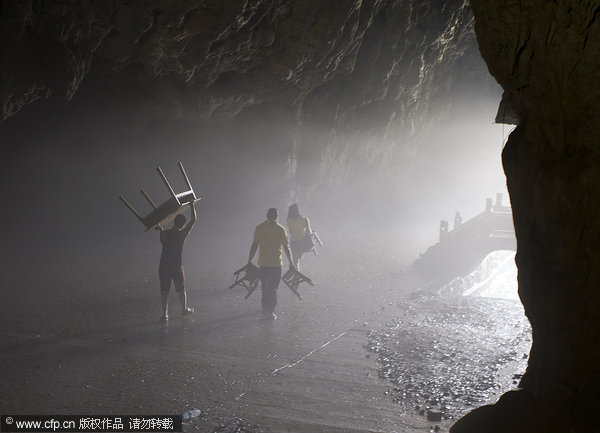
[414,194,516,283]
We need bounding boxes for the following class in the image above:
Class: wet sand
[0,231,530,433]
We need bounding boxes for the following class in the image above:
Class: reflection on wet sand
[0,232,529,433]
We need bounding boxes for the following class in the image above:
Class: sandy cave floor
[0,232,531,433]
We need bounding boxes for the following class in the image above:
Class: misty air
[1,2,599,433]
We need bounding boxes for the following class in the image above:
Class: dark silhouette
[247,208,295,319]
[454,211,463,229]
[156,202,196,321]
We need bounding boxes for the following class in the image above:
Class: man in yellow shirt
[248,208,295,319]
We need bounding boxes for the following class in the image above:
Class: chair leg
[119,195,145,223]
[156,166,178,201]
[140,189,158,209]
[178,161,194,195]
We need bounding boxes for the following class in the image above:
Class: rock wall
[0,0,496,199]
[452,2,600,431]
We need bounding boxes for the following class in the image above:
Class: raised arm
[182,201,197,236]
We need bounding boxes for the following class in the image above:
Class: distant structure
[414,193,515,284]
[454,211,463,229]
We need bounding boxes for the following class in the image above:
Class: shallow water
[367,293,531,422]
[0,231,531,432]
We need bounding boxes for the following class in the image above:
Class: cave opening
[10,1,594,432]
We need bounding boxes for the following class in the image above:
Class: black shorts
[290,239,302,257]
[159,265,185,293]
[291,238,312,257]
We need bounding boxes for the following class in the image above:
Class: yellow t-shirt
[254,220,289,267]
[287,216,310,241]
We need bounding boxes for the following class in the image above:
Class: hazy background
[0,81,507,268]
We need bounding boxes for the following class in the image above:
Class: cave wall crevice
[452,2,600,431]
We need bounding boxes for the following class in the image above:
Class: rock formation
[0,0,495,200]
[451,2,600,432]
[9,1,596,430]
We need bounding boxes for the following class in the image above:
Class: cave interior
[1,1,599,432]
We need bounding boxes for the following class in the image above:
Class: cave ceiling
[0,1,498,170]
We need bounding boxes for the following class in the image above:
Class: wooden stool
[282,269,314,299]
[309,231,324,255]
[229,263,261,299]
[119,161,200,231]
